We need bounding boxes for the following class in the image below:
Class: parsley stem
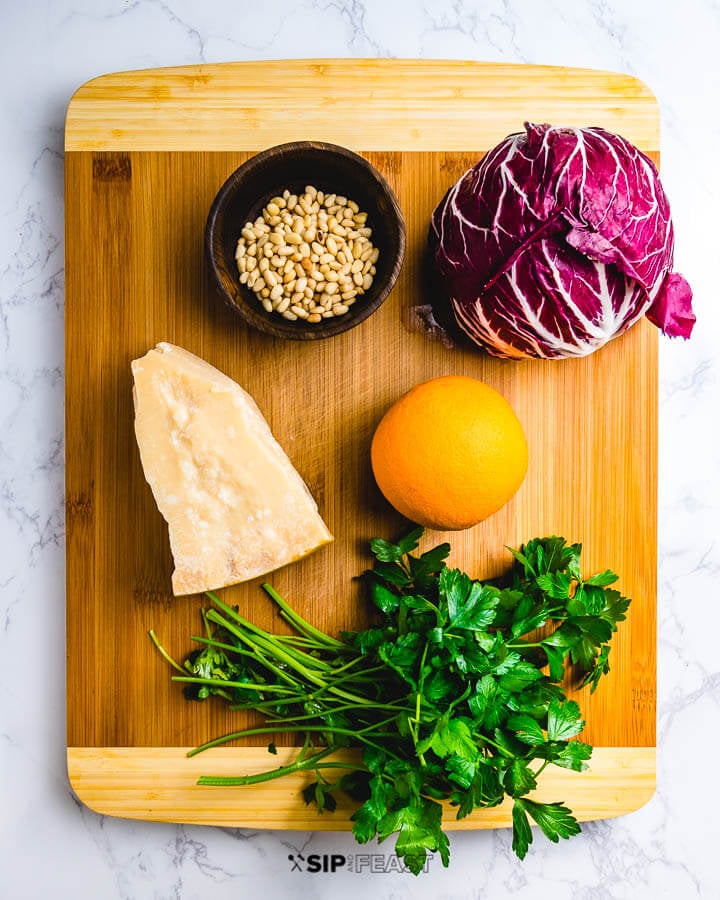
[148,630,186,675]
[172,676,296,694]
[196,746,338,784]
[189,725,402,760]
[205,608,333,674]
[411,642,430,765]
[478,734,509,755]
[261,583,346,650]
[187,634,304,689]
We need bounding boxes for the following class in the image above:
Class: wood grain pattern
[68,746,655,828]
[65,60,658,826]
[65,59,660,152]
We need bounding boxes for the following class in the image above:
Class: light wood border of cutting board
[65,59,658,827]
[68,746,655,828]
[65,58,659,152]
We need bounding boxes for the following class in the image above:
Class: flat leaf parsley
[151,530,630,872]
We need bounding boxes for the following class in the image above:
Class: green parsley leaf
[519,797,582,843]
[378,797,450,873]
[586,570,619,587]
[369,580,400,614]
[547,699,584,741]
[543,644,567,682]
[397,527,425,556]
[551,740,593,771]
[351,774,387,843]
[507,712,546,746]
[302,779,338,813]
[580,644,612,694]
[498,659,544,693]
[504,759,538,796]
[417,716,478,762]
[369,537,404,562]
[536,571,573,599]
[512,800,533,860]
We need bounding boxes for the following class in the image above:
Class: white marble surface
[1,1,718,897]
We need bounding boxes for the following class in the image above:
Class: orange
[370,375,528,531]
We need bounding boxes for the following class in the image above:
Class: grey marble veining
[1,1,718,897]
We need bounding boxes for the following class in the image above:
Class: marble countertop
[2,1,717,897]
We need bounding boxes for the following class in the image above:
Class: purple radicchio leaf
[430,122,695,359]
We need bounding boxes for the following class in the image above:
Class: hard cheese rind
[131,342,333,595]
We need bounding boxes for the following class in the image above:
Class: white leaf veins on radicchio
[430,123,695,360]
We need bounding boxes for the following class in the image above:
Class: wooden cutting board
[65,59,657,829]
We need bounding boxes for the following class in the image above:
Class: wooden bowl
[205,141,406,340]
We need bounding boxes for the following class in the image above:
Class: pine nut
[235,185,377,323]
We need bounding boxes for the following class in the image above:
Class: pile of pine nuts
[235,186,379,323]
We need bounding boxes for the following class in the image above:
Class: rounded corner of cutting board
[67,747,114,819]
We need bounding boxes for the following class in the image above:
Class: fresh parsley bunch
[152,529,630,873]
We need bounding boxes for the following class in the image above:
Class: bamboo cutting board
[65,60,657,829]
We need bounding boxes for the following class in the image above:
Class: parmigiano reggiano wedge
[131,342,332,595]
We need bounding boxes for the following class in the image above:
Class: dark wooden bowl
[205,141,406,340]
